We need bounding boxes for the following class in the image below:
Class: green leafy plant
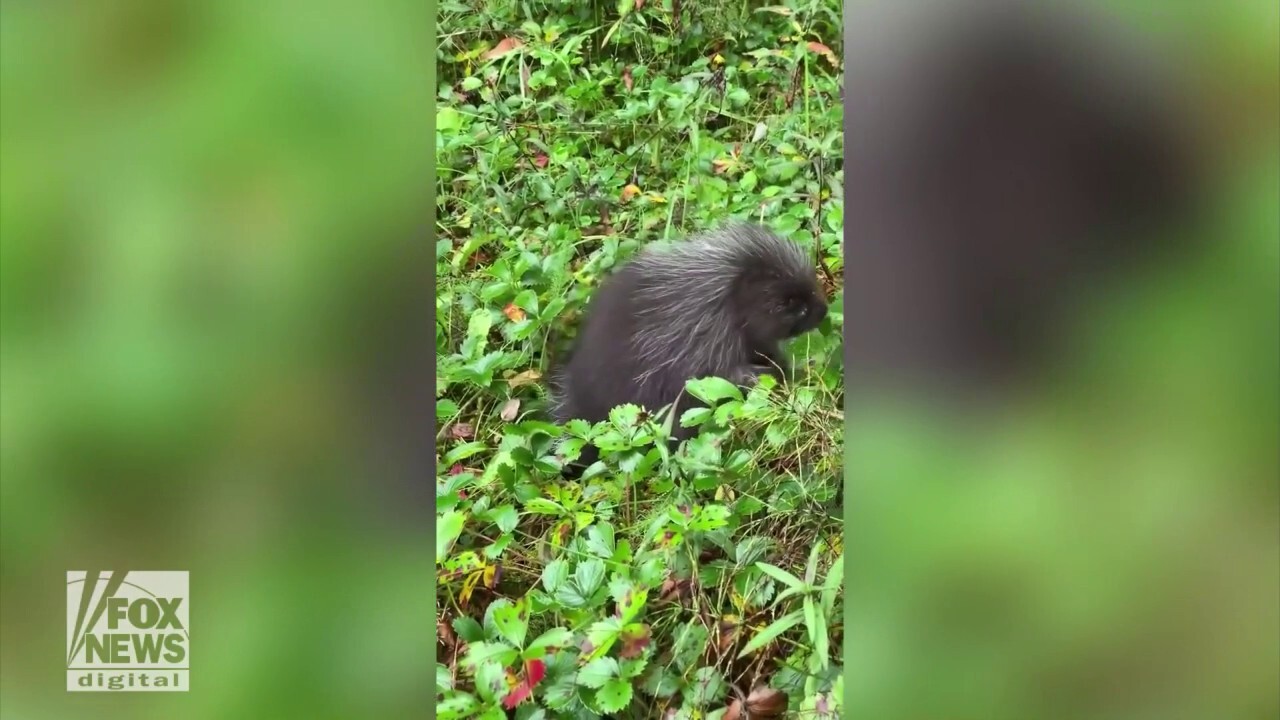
[436,0,844,715]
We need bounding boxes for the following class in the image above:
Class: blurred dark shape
[844,0,1203,399]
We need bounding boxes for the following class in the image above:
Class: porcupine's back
[549,222,818,432]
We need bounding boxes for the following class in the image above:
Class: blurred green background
[1,1,432,718]
[845,2,1279,719]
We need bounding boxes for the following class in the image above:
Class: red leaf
[502,682,531,709]
[622,65,634,92]
[449,423,474,439]
[525,658,547,687]
[533,152,549,168]
[502,659,547,709]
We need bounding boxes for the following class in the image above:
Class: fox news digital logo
[66,571,189,692]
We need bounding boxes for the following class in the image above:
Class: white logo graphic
[66,571,189,692]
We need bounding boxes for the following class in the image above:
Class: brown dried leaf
[806,41,838,67]
[503,303,527,322]
[723,699,743,720]
[449,423,475,440]
[713,617,739,657]
[622,65,634,92]
[506,369,543,389]
[438,618,458,650]
[482,37,525,61]
[746,686,788,717]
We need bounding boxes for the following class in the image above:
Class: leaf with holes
[596,678,634,713]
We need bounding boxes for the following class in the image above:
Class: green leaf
[619,657,648,680]
[541,559,569,594]
[437,692,479,719]
[616,586,647,624]
[437,106,463,134]
[574,559,606,597]
[577,656,619,689]
[685,376,743,405]
[808,595,830,669]
[492,599,528,648]
[737,609,804,659]
[596,678,634,713]
[452,616,485,643]
[523,497,564,515]
[460,76,484,91]
[444,441,487,465]
[689,666,726,706]
[821,549,844,618]
[487,504,518,534]
[437,398,459,419]
[679,407,712,427]
[690,505,730,532]
[805,539,825,585]
[756,562,806,590]
[671,622,709,671]
[437,510,466,564]
[461,640,519,669]
[584,617,623,660]
[525,627,573,658]
[436,663,453,693]
[585,523,615,557]
[642,666,681,698]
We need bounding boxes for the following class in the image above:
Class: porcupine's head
[714,222,828,348]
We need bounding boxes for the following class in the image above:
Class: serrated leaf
[585,523,615,557]
[686,376,743,405]
[578,656,619,689]
[526,627,573,658]
[452,616,485,643]
[596,678,634,713]
[690,505,730,532]
[493,598,529,647]
[461,640,519,669]
[616,586,647,624]
[583,617,623,660]
[671,622,709,671]
[541,558,569,593]
[574,559,606,596]
[680,407,713,427]
[488,504,518,534]
[437,693,480,719]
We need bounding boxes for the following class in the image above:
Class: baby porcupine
[549,222,828,465]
